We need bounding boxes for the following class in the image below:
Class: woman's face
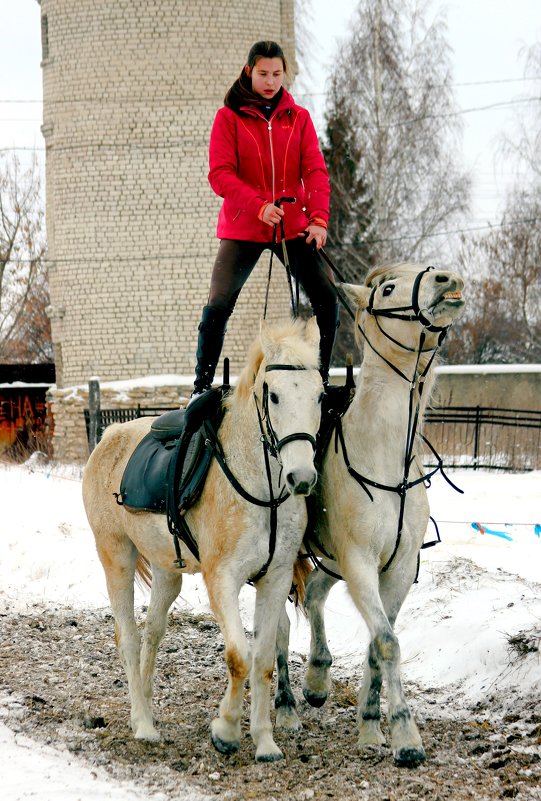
[248,57,284,101]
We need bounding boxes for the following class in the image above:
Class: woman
[191,40,339,399]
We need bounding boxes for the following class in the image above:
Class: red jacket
[208,89,330,242]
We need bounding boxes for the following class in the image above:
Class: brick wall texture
[40,0,297,461]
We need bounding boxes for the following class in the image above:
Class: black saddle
[315,376,356,468]
[119,388,225,523]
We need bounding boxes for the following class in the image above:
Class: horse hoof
[256,749,284,763]
[393,746,426,767]
[211,733,240,755]
[302,687,328,708]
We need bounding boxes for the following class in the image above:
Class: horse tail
[135,554,152,590]
[290,555,313,610]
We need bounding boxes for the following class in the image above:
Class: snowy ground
[0,458,540,800]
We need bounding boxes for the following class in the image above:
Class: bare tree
[444,43,541,364]
[321,0,470,272]
[499,42,541,183]
[0,154,51,364]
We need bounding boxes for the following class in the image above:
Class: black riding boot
[192,305,230,396]
[315,303,340,386]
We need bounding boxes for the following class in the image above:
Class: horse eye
[270,392,279,404]
[382,283,395,296]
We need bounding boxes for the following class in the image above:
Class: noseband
[255,363,318,460]
[366,265,448,333]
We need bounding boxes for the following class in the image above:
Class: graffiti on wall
[0,388,53,456]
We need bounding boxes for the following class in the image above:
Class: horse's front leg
[205,571,251,755]
[250,568,298,762]
[302,565,337,707]
[346,558,425,766]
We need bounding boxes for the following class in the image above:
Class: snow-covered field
[1,459,540,800]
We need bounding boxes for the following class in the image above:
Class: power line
[8,217,539,266]
[1,74,539,105]
[1,96,538,149]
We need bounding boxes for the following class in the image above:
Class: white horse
[277,263,465,766]
[82,317,324,762]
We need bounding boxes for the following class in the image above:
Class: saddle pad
[120,431,175,513]
[119,426,212,514]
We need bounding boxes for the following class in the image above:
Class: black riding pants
[207,237,337,316]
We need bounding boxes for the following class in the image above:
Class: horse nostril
[435,274,449,283]
[286,470,317,496]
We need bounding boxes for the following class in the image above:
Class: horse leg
[345,559,425,766]
[356,645,386,747]
[96,539,158,740]
[274,604,302,731]
[205,575,251,755]
[250,570,297,762]
[302,566,337,707]
[140,565,183,709]
[377,561,425,766]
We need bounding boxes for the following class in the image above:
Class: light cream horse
[276,263,465,766]
[82,317,324,762]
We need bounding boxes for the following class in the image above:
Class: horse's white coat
[82,317,323,762]
[301,264,465,766]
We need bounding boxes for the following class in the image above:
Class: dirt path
[1,606,540,800]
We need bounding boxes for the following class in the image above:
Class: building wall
[41,0,296,391]
[40,0,296,460]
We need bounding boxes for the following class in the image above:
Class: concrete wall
[431,366,541,410]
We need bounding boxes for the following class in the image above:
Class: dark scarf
[224,70,283,117]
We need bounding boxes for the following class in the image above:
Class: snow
[1,458,540,799]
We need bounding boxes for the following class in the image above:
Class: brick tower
[39,0,296,460]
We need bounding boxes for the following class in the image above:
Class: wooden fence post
[88,377,101,453]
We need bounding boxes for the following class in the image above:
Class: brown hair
[224,41,288,112]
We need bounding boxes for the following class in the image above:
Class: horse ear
[340,282,371,310]
[305,316,320,346]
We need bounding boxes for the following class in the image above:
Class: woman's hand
[260,203,285,227]
[303,224,327,250]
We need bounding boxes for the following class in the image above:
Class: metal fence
[83,405,174,447]
[422,406,541,472]
[84,404,541,472]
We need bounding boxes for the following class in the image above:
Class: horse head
[252,316,323,496]
[341,263,465,356]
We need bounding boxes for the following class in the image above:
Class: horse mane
[228,318,320,405]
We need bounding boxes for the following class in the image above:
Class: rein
[263,197,299,320]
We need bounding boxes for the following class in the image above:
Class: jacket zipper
[268,116,276,205]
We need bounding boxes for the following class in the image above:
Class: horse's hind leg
[274,605,302,731]
[140,565,183,708]
[302,567,336,707]
[96,539,158,740]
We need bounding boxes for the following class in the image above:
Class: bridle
[255,363,318,460]
[204,362,319,584]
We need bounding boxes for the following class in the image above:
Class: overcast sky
[1,0,540,228]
